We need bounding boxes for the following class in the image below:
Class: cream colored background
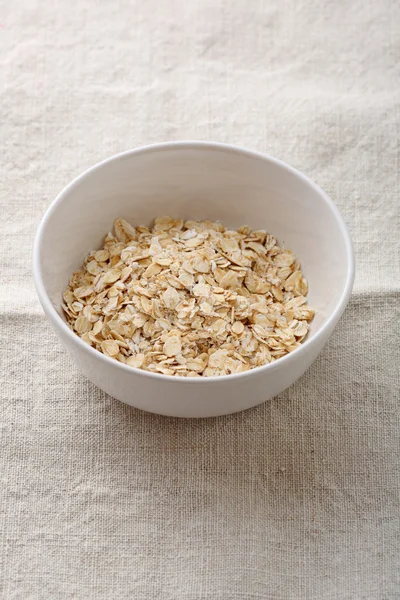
[1,0,399,598]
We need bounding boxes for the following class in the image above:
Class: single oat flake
[62,217,315,377]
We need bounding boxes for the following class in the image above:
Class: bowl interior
[37,144,352,339]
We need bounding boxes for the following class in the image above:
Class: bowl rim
[33,140,355,384]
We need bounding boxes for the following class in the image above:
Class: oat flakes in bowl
[63,216,315,377]
[34,142,354,416]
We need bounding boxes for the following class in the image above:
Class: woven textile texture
[1,0,399,598]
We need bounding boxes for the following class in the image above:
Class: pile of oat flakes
[63,217,314,377]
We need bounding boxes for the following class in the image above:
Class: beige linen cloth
[1,0,399,598]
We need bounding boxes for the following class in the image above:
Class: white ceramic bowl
[33,142,354,418]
